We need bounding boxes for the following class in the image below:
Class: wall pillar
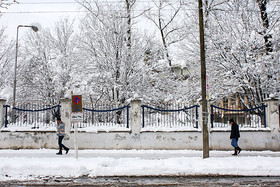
[130,99,142,135]
[0,99,6,129]
[265,98,279,129]
[60,98,72,134]
[264,98,280,150]
[0,99,6,128]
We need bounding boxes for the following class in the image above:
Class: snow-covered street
[1,149,280,182]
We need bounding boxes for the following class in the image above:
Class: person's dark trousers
[231,138,241,155]
[57,136,69,154]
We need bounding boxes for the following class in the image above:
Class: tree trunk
[257,0,273,53]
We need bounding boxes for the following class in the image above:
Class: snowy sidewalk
[1,149,280,181]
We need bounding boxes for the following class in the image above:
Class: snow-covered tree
[77,0,188,104]
[77,0,145,104]
[0,0,16,100]
[0,27,13,100]
[0,0,13,13]
[204,0,280,109]
[175,0,279,107]
[145,0,187,69]
[17,18,77,103]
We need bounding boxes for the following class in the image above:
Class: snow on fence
[211,105,266,128]
[72,102,130,131]
[141,103,199,131]
[3,103,60,130]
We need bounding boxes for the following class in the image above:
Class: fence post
[130,99,142,135]
[210,105,214,128]
[264,98,280,150]
[60,98,72,134]
[0,99,6,129]
[195,105,199,128]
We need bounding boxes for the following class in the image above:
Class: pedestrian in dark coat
[229,119,241,155]
[56,117,69,155]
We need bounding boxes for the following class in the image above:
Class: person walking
[56,117,69,155]
[229,119,241,156]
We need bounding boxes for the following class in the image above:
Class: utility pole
[198,0,209,158]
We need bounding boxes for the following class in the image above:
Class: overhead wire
[1,0,279,14]
[2,9,279,14]
[9,0,164,5]
[13,0,280,6]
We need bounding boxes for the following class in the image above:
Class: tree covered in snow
[172,0,280,107]
[172,1,202,104]
[0,0,279,107]
[0,0,16,100]
[0,0,13,13]
[0,27,13,99]
[77,0,144,104]
[145,0,187,69]
[16,18,77,103]
[76,0,187,104]
[203,0,280,108]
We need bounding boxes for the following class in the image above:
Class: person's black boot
[237,147,242,154]
[232,148,237,156]
[65,148,69,154]
[56,151,62,155]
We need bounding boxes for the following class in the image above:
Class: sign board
[71,112,83,123]
[72,95,83,113]
[71,95,83,123]
[71,95,82,159]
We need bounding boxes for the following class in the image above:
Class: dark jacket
[230,122,240,140]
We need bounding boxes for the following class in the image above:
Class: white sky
[0,0,156,40]
[1,0,86,39]
[1,149,280,180]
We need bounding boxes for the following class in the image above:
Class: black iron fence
[3,103,60,129]
[73,102,130,129]
[211,105,266,128]
[142,103,199,130]
[2,101,273,131]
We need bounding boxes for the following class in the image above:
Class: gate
[76,103,130,129]
[3,103,60,129]
[211,105,266,128]
[142,104,199,129]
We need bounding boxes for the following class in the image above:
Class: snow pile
[0,149,280,181]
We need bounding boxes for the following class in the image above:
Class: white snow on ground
[0,149,280,181]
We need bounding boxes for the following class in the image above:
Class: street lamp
[13,25,39,107]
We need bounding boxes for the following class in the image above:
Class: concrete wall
[0,130,202,150]
[0,98,279,151]
[210,130,278,151]
[0,131,57,149]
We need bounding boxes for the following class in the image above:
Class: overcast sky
[1,0,158,41]
[1,0,82,39]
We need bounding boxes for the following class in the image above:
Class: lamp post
[13,25,38,107]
